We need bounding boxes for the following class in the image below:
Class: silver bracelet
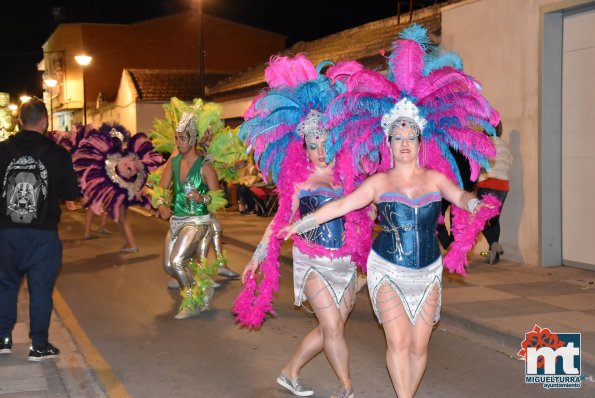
[467,198,481,213]
[202,194,212,205]
[157,197,167,207]
[251,242,268,263]
[293,213,319,235]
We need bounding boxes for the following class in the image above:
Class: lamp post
[194,0,205,99]
[74,54,92,125]
[43,78,58,131]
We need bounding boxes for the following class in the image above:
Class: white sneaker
[174,307,203,319]
[276,373,314,396]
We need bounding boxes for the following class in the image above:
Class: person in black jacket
[436,148,476,249]
[0,98,79,361]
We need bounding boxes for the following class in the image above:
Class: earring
[417,142,425,167]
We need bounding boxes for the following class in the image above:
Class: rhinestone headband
[296,110,329,144]
[381,97,427,137]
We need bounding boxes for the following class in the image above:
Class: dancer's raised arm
[278,175,378,240]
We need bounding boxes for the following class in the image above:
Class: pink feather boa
[233,140,308,328]
[442,194,501,275]
[233,142,375,328]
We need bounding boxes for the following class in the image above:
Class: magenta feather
[389,39,426,93]
[413,67,478,103]
[443,194,502,275]
[264,54,318,88]
[325,61,364,84]
[346,70,399,97]
[419,139,459,183]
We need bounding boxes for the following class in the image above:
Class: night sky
[1,0,445,103]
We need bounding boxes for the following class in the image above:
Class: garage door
[562,8,595,269]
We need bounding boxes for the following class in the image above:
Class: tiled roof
[127,69,231,102]
[208,9,442,96]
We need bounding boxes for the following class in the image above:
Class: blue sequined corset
[372,192,442,269]
[298,187,345,249]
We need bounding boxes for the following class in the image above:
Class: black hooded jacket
[0,130,80,230]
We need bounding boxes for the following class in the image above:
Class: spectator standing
[0,98,79,360]
[436,147,475,249]
[236,159,260,215]
[477,121,512,264]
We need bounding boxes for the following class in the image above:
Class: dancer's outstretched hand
[276,224,296,240]
[158,204,172,220]
[242,259,260,284]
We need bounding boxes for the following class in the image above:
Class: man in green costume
[157,111,221,319]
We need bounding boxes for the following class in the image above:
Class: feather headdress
[73,123,163,221]
[204,126,248,183]
[48,124,90,155]
[324,24,500,274]
[234,55,375,328]
[149,97,205,154]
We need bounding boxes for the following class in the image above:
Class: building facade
[40,11,285,131]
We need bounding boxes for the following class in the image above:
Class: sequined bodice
[298,187,345,249]
[372,192,441,269]
[172,154,209,216]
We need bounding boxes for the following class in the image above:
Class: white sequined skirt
[292,246,357,308]
[367,250,442,325]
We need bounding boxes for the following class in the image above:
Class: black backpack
[1,143,50,225]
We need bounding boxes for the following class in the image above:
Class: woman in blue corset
[235,55,375,398]
[281,26,500,398]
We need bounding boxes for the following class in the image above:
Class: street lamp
[20,95,31,103]
[74,54,93,125]
[194,0,205,98]
[44,78,58,131]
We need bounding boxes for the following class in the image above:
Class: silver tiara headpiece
[109,128,125,141]
[381,97,427,137]
[176,111,198,144]
[296,110,329,144]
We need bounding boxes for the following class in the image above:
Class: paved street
[2,208,594,397]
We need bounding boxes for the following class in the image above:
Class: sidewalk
[1,211,594,396]
[0,287,105,397]
[440,258,595,380]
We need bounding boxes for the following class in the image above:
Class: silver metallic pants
[199,216,224,261]
[164,217,213,293]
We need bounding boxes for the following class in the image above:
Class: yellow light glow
[74,55,93,66]
[44,78,58,88]
[19,95,31,103]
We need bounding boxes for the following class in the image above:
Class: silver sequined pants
[164,216,213,291]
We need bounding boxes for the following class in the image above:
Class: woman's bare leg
[84,209,94,238]
[118,206,136,248]
[375,282,439,398]
[282,272,355,389]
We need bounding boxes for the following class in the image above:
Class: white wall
[219,97,254,120]
[88,70,138,132]
[137,102,167,135]
[441,0,578,265]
